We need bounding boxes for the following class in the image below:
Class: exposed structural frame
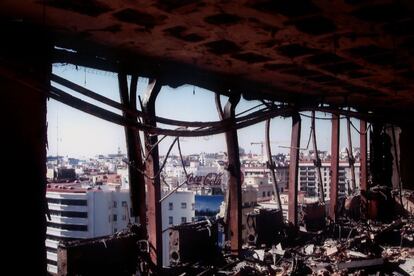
[265,118,282,211]
[360,120,368,192]
[223,94,243,254]
[0,66,399,268]
[330,114,340,221]
[288,112,301,226]
[311,111,324,203]
[118,73,147,228]
[46,73,405,136]
[142,79,163,266]
[346,115,357,193]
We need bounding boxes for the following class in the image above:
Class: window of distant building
[181,217,187,223]
[169,216,173,225]
[267,191,271,197]
[191,203,195,210]
[113,201,117,208]
[114,228,117,233]
[262,191,266,197]
[169,202,173,210]
[113,214,117,221]
[122,201,127,207]
[181,202,187,209]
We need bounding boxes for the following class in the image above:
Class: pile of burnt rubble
[57,189,413,275]
[166,189,414,275]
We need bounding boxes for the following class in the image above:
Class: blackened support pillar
[118,73,147,228]
[360,120,368,192]
[142,79,162,266]
[223,94,242,255]
[329,114,340,221]
[288,113,301,226]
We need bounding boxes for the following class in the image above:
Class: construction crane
[250,142,265,157]
[250,141,279,157]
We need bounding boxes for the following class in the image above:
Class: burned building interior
[2,0,414,275]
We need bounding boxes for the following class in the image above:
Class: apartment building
[45,182,131,274]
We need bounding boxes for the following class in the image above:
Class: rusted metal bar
[311,111,324,203]
[223,94,242,255]
[118,73,147,228]
[329,114,340,221]
[391,126,403,206]
[129,74,138,111]
[288,112,301,226]
[50,73,394,129]
[48,84,294,137]
[46,84,392,137]
[142,79,163,266]
[51,73,226,128]
[265,119,282,211]
[215,93,224,121]
[337,258,384,271]
[347,116,356,192]
[360,120,368,191]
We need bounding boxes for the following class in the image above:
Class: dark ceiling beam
[51,46,319,105]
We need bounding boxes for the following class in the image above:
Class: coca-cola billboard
[187,172,223,187]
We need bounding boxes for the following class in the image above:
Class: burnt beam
[118,73,146,229]
[347,116,356,192]
[360,120,368,191]
[311,111,324,202]
[223,94,242,254]
[265,119,282,210]
[329,114,340,221]
[142,79,163,266]
[370,123,393,187]
[288,112,301,226]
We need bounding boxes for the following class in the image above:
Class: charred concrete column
[329,114,340,221]
[118,73,147,229]
[288,113,301,226]
[142,79,163,266]
[385,125,402,192]
[370,123,392,187]
[223,94,242,254]
[360,120,368,192]
[0,22,50,275]
[400,124,414,191]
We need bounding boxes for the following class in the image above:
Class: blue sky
[47,64,362,158]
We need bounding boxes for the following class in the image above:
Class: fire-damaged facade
[1,0,414,275]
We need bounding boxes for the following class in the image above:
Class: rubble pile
[165,190,414,275]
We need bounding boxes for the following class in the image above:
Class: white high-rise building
[45,182,132,274]
[298,161,361,200]
[161,190,195,267]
